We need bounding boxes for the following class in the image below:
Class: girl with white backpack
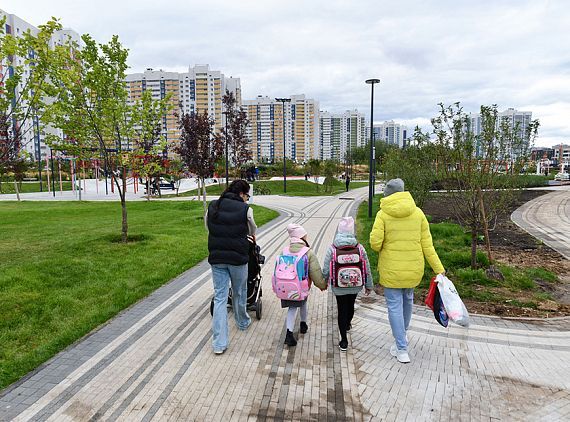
[273,224,326,347]
[322,217,373,352]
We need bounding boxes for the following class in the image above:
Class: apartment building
[0,9,80,161]
[469,108,533,156]
[319,110,367,161]
[125,65,241,149]
[243,94,319,163]
[372,120,408,148]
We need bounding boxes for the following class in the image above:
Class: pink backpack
[272,246,310,301]
[330,244,367,288]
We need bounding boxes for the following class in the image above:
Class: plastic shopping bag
[425,277,437,310]
[436,274,470,327]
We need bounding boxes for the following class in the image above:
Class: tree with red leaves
[222,90,251,177]
[177,110,223,212]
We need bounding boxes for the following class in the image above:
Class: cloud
[4,0,568,146]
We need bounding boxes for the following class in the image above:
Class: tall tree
[0,17,62,199]
[177,110,223,213]
[221,90,251,176]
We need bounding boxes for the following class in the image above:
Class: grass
[0,201,278,390]
[356,194,559,309]
[165,179,369,198]
[0,181,73,194]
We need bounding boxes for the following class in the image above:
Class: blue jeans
[211,263,251,351]
[384,287,414,351]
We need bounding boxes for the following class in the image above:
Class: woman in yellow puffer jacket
[370,178,445,364]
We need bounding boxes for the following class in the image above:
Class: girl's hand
[364,288,371,296]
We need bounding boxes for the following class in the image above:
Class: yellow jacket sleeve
[370,211,385,252]
[420,213,445,274]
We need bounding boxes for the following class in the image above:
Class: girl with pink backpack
[273,224,326,347]
[322,217,373,352]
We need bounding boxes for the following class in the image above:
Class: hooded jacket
[322,232,373,296]
[370,191,444,288]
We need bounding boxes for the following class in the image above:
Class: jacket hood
[380,191,417,218]
[333,232,358,247]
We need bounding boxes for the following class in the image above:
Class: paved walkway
[512,186,570,259]
[1,188,570,421]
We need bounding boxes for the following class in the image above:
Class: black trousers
[335,294,357,342]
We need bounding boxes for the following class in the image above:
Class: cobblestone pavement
[1,187,569,421]
[511,186,570,259]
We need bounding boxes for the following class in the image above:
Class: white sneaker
[397,350,410,363]
[390,344,398,357]
[390,335,409,357]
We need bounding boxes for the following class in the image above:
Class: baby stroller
[210,237,265,320]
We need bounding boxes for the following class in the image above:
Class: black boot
[300,321,308,334]
[284,330,297,347]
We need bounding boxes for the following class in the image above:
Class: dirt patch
[465,300,570,318]
[421,190,570,317]
[423,190,555,250]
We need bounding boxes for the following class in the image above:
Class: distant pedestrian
[276,224,326,347]
[345,176,350,192]
[370,178,445,364]
[322,217,373,351]
[206,179,257,355]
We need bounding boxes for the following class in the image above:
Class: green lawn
[356,195,559,308]
[0,181,73,194]
[166,179,369,198]
[0,201,278,389]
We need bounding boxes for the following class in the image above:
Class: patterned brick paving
[1,188,569,421]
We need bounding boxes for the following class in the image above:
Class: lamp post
[372,132,377,198]
[275,97,291,193]
[365,78,380,218]
[222,110,230,188]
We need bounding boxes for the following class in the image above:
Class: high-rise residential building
[243,94,319,163]
[372,120,408,148]
[319,110,366,161]
[0,9,81,161]
[469,108,533,156]
[125,65,241,149]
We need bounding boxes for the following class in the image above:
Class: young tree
[177,110,223,213]
[431,103,539,270]
[221,90,251,177]
[42,34,168,242]
[323,159,339,193]
[166,159,184,196]
[307,159,322,192]
[0,17,62,199]
[131,90,171,200]
[383,127,437,208]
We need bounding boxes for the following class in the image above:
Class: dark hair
[212,179,250,220]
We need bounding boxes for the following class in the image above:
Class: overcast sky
[5,0,569,146]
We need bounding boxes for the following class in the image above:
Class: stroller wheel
[255,299,262,320]
[210,298,214,316]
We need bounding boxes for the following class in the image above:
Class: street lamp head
[365,78,381,85]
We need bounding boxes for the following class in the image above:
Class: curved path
[1,187,569,421]
[511,187,570,260]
